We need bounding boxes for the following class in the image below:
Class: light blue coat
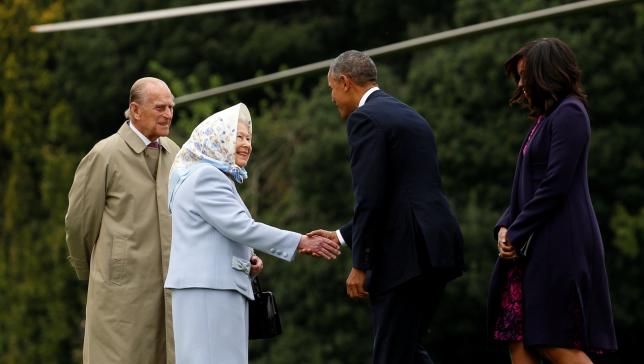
[164,164,300,299]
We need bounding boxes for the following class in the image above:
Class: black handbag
[248,277,282,340]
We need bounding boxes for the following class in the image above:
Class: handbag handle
[251,276,263,294]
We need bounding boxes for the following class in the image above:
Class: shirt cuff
[336,229,346,246]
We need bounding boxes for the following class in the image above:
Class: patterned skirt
[492,263,606,354]
[493,264,524,342]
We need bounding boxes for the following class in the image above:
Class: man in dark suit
[309,50,465,364]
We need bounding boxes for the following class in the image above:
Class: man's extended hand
[346,267,368,299]
[297,235,340,260]
[306,229,340,245]
[303,229,341,258]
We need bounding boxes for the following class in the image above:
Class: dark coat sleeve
[494,206,511,240]
[346,110,388,270]
[507,102,589,248]
[339,222,353,248]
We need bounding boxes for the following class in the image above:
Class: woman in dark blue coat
[488,38,618,364]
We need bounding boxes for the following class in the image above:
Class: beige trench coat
[65,122,179,364]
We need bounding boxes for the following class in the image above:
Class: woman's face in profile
[517,58,530,102]
[235,121,252,168]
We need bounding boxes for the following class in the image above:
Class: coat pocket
[110,238,128,285]
[231,256,251,275]
[231,256,252,293]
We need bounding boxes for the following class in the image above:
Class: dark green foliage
[1,1,85,363]
[1,0,643,363]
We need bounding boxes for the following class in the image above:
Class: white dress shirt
[359,86,380,108]
[128,120,159,146]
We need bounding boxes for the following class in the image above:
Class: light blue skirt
[172,288,249,364]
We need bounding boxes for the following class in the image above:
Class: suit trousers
[370,273,447,364]
[172,288,249,364]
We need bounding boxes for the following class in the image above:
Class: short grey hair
[125,77,169,120]
[329,50,378,86]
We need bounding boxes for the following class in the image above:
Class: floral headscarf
[168,103,252,211]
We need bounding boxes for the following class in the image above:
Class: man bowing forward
[311,50,465,364]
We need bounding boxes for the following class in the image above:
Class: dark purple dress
[488,97,618,352]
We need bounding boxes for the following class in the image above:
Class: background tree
[1,0,85,362]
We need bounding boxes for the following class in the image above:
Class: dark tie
[148,141,161,149]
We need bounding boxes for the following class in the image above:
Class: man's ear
[129,102,139,121]
[340,74,351,91]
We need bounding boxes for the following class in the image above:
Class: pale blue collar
[168,160,247,212]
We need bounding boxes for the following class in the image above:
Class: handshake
[297,229,341,260]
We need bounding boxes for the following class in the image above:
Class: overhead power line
[175,0,637,105]
[30,0,308,33]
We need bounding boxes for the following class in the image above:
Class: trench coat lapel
[118,122,147,154]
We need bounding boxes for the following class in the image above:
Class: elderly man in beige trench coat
[65,77,180,363]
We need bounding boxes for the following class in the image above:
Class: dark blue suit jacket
[340,90,464,293]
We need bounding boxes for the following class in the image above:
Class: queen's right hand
[297,235,341,260]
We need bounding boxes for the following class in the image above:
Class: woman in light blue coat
[165,103,340,364]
